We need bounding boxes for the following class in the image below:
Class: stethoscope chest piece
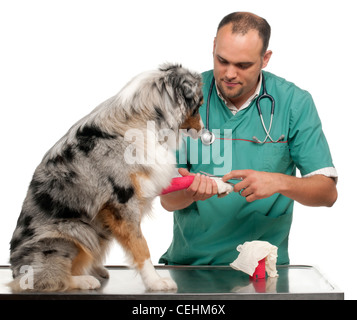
[201,128,215,145]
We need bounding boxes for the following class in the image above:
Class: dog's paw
[92,265,110,279]
[70,275,101,290]
[146,277,177,292]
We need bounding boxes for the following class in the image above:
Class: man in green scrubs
[160,12,338,265]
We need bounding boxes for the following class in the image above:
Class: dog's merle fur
[9,63,203,291]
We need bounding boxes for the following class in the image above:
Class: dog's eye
[191,108,199,116]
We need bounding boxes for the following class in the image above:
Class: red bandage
[161,176,195,195]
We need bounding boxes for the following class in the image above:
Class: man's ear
[262,50,273,69]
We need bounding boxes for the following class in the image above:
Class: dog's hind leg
[68,275,101,290]
[9,238,100,292]
[69,242,102,290]
[88,240,111,280]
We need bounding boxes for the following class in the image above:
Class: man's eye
[218,58,228,65]
[237,64,252,70]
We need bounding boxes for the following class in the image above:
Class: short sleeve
[288,91,337,178]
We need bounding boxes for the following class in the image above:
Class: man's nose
[225,65,238,80]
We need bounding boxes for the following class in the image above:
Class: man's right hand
[178,168,218,201]
[160,168,219,211]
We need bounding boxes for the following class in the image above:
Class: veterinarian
[159,12,337,265]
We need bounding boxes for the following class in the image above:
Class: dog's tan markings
[180,113,202,131]
[130,170,151,201]
[130,172,143,200]
[41,231,95,277]
[71,242,94,276]
[98,205,150,269]
[117,223,150,270]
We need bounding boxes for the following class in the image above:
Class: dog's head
[157,63,204,138]
[117,63,204,139]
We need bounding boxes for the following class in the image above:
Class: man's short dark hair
[217,12,271,56]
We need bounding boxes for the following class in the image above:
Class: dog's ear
[159,63,202,110]
[182,82,196,100]
[180,80,202,111]
[156,63,181,95]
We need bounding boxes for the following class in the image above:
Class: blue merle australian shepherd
[9,64,204,292]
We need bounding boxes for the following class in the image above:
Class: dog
[9,63,207,292]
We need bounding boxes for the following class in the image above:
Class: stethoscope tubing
[206,76,216,133]
[201,73,284,145]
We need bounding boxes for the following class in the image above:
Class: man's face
[213,24,272,107]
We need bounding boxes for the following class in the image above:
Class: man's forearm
[276,173,337,207]
[223,170,337,207]
[160,191,194,212]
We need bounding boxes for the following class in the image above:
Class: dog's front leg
[99,208,177,291]
[120,222,177,291]
[138,256,177,292]
[120,221,177,291]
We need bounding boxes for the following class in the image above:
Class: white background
[1,0,356,299]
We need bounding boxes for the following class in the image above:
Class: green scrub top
[160,70,336,266]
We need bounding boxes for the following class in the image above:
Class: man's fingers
[186,174,219,201]
[222,170,247,182]
[187,173,201,192]
[178,168,194,177]
[233,179,249,193]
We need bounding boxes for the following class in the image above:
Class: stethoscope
[200,74,285,145]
